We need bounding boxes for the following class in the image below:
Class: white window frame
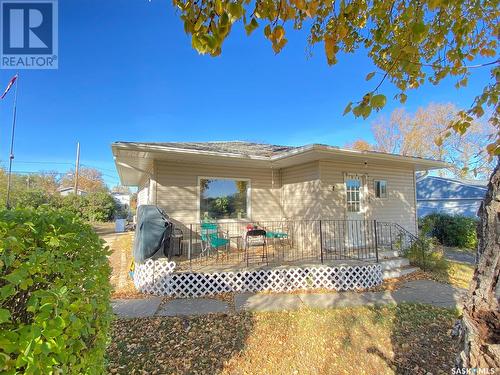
[374,180,388,199]
[197,176,251,222]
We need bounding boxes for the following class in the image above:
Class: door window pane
[346,178,361,212]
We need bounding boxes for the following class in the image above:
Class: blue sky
[0,0,492,187]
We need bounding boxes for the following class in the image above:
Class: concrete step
[383,266,419,280]
[380,250,400,259]
[379,257,410,270]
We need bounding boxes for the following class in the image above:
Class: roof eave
[111,142,450,186]
[271,144,449,170]
[112,142,271,161]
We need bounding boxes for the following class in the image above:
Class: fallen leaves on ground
[107,304,460,375]
[368,269,435,292]
[104,231,143,299]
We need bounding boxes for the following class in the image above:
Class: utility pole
[74,142,80,195]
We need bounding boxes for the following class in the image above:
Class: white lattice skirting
[133,259,383,298]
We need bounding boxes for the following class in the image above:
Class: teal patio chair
[200,221,230,258]
[264,222,292,259]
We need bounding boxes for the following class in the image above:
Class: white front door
[345,175,365,247]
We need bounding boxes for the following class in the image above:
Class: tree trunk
[457,156,500,369]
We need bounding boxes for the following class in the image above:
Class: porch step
[379,257,410,270]
[380,250,400,259]
[383,266,419,280]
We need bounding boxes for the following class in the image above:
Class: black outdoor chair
[245,229,268,266]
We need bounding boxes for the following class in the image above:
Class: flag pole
[6,73,19,209]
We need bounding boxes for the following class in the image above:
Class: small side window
[374,180,387,199]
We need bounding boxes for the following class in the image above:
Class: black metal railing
[376,221,419,256]
[173,219,419,271]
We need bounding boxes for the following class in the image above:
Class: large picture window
[200,178,249,219]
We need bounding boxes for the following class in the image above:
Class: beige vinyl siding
[154,160,282,224]
[281,161,321,219]
[319,161,417,234]
[152,158,417,234]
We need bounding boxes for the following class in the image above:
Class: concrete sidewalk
[444,248,475,264]
[111,280,466,319]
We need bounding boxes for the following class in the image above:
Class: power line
[0,161,118,174]
[0,158,122,186]
[8,170,120,181]
[0,160,118,175]
[81,163,117,173]
[6,170,66,175]
[0,160,73,165]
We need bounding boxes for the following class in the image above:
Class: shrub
[1,189,117,223]
[57,192,117,223]
[12,190,59,209]
[419,213,478,249]
[81,192,117,222]
[0,207,112,374]
[405,235,448,272]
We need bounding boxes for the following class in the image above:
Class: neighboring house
[111,192,131,210]
[57,187,87,196]
[416,175,488,218]
[112,141,447,297]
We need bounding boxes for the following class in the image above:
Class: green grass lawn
[428,260,475,290]
[107,304,460,375]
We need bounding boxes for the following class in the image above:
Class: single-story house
[416,175,488,218]
[111,192,131,209]
[113,141,446,234]
[57,186,87,196]
[112,141,447,297]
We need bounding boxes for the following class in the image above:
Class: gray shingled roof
[115,141,296,157]
[416,175,488,200]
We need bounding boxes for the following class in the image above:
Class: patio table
[265,231,288,239]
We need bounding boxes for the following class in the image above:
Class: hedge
[0,207,112,374]
[419,213,478,249]
[8,191,118,223]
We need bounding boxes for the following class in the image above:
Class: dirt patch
[92,222,116,236]
[103,231,142,299]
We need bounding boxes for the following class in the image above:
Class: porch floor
[172,243,377,273]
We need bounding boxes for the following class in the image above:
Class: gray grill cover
[133,205,173,263]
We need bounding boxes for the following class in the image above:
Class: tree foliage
[345,103,495,178]
[0,170,59,203]
[0,168,118,221]
[175,0,499,156]
[345,139,372,151]
[59,168,106,193]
